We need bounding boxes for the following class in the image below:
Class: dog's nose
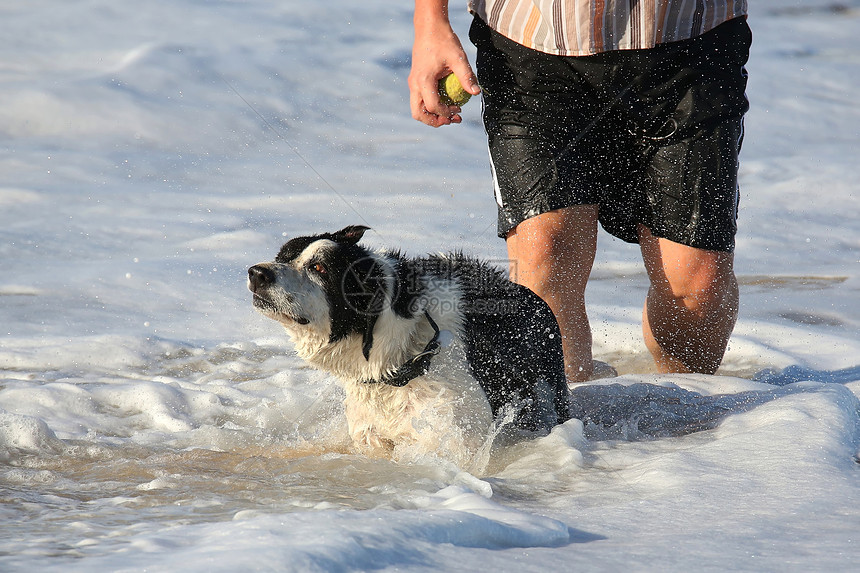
[248,265,276,292]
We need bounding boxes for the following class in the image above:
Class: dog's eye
[312,263,327,275]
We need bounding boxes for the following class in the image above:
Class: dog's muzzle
[248,265,276,293]
[247,264,310,325]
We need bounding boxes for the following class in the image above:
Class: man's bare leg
[506,206,599,382]
[638,226,739,374]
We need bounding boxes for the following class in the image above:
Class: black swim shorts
[470,16,752,252]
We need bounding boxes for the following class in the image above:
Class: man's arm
[409,0,481,127]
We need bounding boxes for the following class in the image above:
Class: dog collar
[365,311,441,387]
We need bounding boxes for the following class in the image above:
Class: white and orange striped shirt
[468,0,748,56]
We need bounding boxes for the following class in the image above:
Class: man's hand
[409,0,480,127]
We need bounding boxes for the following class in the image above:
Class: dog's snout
[248,265,276,292]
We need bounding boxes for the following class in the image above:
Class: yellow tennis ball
[438,73,472,106]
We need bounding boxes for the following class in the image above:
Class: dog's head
[248,225,394,360]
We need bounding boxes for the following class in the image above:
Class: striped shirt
[468,0,748,56]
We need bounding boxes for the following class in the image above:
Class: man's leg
[506,206,599,382]
[639,225,739,374]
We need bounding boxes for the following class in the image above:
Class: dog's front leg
[344,398,396,457]
[349,423,395,457]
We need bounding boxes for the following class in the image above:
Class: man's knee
[639,226,737,313]
[507,207,598,284]
[668,258,736,312]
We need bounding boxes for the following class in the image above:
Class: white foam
[0,412,64,460]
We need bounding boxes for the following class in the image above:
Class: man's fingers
[450,62,481,96]
[410,78,462,127]
[416,104,461,127]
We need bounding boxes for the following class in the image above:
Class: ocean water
[1,0,859,571]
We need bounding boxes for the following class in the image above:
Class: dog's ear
[361,312,379,361]
[330,225,370,245]
[360,284,387,360]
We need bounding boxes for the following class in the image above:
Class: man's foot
[589,359,618,380]
[568,360,618,385]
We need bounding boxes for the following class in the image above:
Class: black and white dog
[248,226,572,462]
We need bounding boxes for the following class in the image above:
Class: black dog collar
[364,311,441,387]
